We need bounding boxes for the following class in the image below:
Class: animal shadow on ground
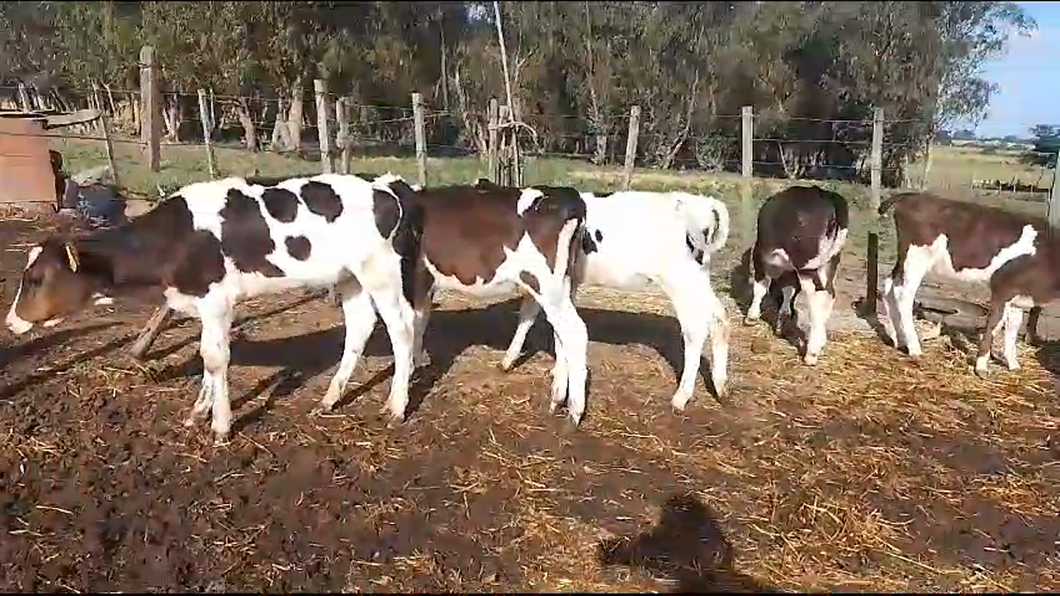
[152,296,722,431]
[597,494,777,593]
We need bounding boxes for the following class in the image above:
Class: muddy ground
[0,211,1057,593]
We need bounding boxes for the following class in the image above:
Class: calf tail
[393,202,426,307]
[705,199,730,254]
[681,194,730,264]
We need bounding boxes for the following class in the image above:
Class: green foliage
[1,1,1036,184]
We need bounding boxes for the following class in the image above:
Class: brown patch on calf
[285,236,312,261]
[300,181,343,222]
[382,182,586,288]
[884,192,1036,282]
[13,195,227,324]
[220,189,285,278]
[753,185,849,277]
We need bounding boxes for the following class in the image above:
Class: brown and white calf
[744,185,850,365]
[6,174,424,443]
[497,187,732,411]
[877,192,1057,375]
[350,176,593,426]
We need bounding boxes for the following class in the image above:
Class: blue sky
[974,2,1060,138]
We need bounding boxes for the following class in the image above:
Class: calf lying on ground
[744,185,850,365]
[877,192,1056,375]
[498,187,732,410]
[6,174,424,443]
[353,176,593,426]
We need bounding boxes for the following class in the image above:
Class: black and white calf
[877,191,1057,375]
[744,185,850,365]
[499,189,732,410]
[6,174,424,443]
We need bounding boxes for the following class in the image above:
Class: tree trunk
[237,98,258,152]
[594,134,607,165]
[286,76,304,153]
[270,98,291,151]
[161,94,181,142]
[131,93,141,136]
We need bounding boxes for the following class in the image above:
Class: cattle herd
[5,171,1058,446]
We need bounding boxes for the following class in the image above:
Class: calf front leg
[745,250,772,325]
[799,273,834,366]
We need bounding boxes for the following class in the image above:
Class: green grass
[49,134,1054,276]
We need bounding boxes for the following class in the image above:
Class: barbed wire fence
[1,48,1057,245]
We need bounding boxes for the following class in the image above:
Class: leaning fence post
[314,79,332,174]
[623,105,640,190]
[1049,152,1060,230]
[197,89,217,178]
[412,92,427,188]
[100,113,120,189]
[866,232,879,316]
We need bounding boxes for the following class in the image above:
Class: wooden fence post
[140,45,161,172]
[412,92,427,188]
[99,114,120,189]
[866,232,879,316]
[488,98,499,183]
[336,96,350,175]
[740,105,755,243]
[870,107,884,214]
[499,105,511,186]
[1049,153,1060,229]
[197,89,217,178]
[314,79,332,174]
[623,105,640,191]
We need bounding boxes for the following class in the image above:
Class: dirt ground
[0,211,1058,593]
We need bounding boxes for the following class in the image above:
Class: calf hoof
[743,315,760,327]
[497,359,516,373]
[713,383,730,405]
[311,403,333,417]
[803,353,819,366]
[670,391,692,412]
[564,412,584,432]
[213,433,231,447]
[974,365,990,378]
[381,407,407,428]
[1007,361,1021,372]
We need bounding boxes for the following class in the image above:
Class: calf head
[6,239,103,334]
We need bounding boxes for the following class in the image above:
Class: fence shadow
[597,494,777,593]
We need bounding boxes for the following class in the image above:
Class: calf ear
[64,243,80,273]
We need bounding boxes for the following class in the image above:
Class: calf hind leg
[500,296,542,372]
[975,301,1008,377]
[368,284,417,425]
[188,301,235,445]
[666,271,729,410]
